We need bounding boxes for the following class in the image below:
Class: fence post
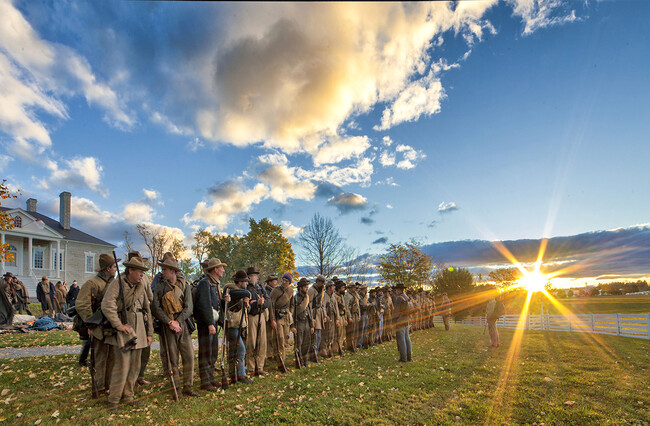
[590,314,594,333]
[616,313,621,336]
[568,315,572,333]
[646,314,650,340]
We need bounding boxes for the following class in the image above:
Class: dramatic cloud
[327,192,368,214]
[258,164,316,204]
[281,220,303,239]
[38,156,107,197]
[372,237,388,245]
[314,182,343,199]
[438,201,458,213]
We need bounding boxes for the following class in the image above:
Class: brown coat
[101,276,153,350]
[269,285,293,325]
[307,285,327,329]
[76,273,113,340]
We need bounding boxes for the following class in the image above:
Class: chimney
[26,198,37,212]
[59,192,71,230]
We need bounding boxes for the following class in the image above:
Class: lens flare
[518,270,547,293]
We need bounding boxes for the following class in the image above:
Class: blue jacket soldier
[224,270,253,384]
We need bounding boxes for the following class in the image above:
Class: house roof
[0,207,115,247]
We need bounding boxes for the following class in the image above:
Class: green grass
[505,294,650,316]
[0,330,81,348]
[0,325,647,424]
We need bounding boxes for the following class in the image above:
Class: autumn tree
[488,267,521,288]
[299,213,346,278]
[242,218,295,279]
[433,266,475,295]
[0,181,18,262]
[207,234,245,280]
[377,243,434,288]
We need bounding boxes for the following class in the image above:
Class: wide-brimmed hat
[326,281,335,288]
[315,275,326,282]
[297,278,310,288]
[97,253,119,271]
[123,256,149,272]
[246,266,260,276]
[158,257,181,272]
[42,276,48,281]
[335,281,346,290]
[3,272,12,278]
[203,258,227,271]
[232,270,249,283]
[394,283,406,290]
[265,274,279,283]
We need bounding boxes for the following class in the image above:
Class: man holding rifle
[152,255,198,398]
[307,275,327,360]
[194,258,229,391]
[292,278,314,367]
[269,273,294,370]
[245,266,270,376]
[102,255,153,410]
[76,253,117,397]
[224,270,253,384]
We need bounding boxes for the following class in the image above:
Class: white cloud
[438,201,458,213]
[386,204,393,209]
[258,164,316,203]
[382,136,393,147]
[311,135,370,166]
[327,192,368,214]
[395,144,426,170]
[0,154,13,172]
[150,111,192,136]
[376,177,399,187]
[301,157,374,188]
[39,156,108,197]
[379,151,396,167]
[281,220,303,239]
[143,189,159,201]
[123,201,155,224]
[508,0,579,35]
[187,137,206,152]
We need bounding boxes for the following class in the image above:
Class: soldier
[11,277,31,315]
[128,251,154,387]
[322,281,338,357]
[441,293,452,331]
[36,276,54,317]
[245,266,270,376]
[307,275,327,360]
[333,281,349,354]
[393,283,412,362]
[54,281,67,314]
[151,255,198,397]
[358,285,369,349]
[486,296,501,347]
[292,278,314,367]
[376,288,386,343]
[263,274,279,366]
[76,254,117,395]
[66,281,80,309]
[224,270,253,384]
[102,256,153,410]
[344,283,360,352]
[382,287,394,341]
[269,273,294,369]
[194,258,228,391]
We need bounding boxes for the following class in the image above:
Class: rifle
[305,303,319,363]
[159,326,179,401]
[233,300,247,384]
[274,328,288,373]
[112,251,137,353]
[89,336,99,399]
[293,296,302,369]
[220,289,230,390]
[253,286,265,374]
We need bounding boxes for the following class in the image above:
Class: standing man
[224,270,253,384]
[322,281,338,357]
[151,256,198,398]
[269,273,294,369]
[382,287,394,341]
[76,254,117,394]
[344,284,360,352]
[245,266,270,376]
[357,286,369,349]
[486,296,501,348]
[102,256,153,410]
[36,276,54,318]
[263,274,279,366]
[393,283,412,363]
[333,282,349,354]
[194,258,228,391]
[66,281,80,309]
[128,251,154,388]
[307,275,327,359]
[292,278,314,367]
[12,277,31,315]
[441,293,452,331]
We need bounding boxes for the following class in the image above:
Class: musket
[305,300,319,363]
[112,251,137,353]
[274,327,288,373]
[253,286,265,374]
[89,336,99,399]
[220,289,230,390]
[160,326,179,401]
[233,300,247,384]
[293,296,302,369]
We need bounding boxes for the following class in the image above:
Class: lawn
[0,324,647,424]
[504,293,650,316]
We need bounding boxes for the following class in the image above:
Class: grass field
[0,324,647,425]
[504,294,650,316]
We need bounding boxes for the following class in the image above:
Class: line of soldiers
[73,250,452,411]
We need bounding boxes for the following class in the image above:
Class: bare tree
[191,228,212,264]
[136,223,172,275]
[299,213,346,278]
[123,230,135,258]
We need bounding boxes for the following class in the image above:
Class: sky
[1,0,649,281]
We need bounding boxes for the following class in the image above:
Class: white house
[1,192,116,298]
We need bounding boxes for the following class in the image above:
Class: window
[14,216,22,228]
[85,253,95,273]
[7,245,17,267]
[53,248,65,271]
[59,250,64,271]
[34,248,44,269]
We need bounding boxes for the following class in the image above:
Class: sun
[519,270,548,293]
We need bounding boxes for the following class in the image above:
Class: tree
[299,213,346,278]
[136,223,172,275]
[207,234,245,280]
[123,230,135,258]
[434,266,474,296]
[0,181,18,262]
[191,228,211,264]
[488,267,521,288]
[243,218,295,279]
[377,243,433,288]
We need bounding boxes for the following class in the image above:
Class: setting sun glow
[519,271,548,293]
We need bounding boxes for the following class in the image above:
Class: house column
[27,237,32,276]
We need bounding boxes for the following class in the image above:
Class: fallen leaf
[543,377,553,383]
[52,410,59,418]
[564,401,575,406]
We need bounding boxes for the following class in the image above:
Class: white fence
[456,313,650,340]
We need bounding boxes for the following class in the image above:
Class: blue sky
[1,1,649,279]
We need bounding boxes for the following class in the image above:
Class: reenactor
[307,275,327,359]
[441,293,452,331]
[129,251,154,387]
[382,287,394,341]
[393,283,412,362]
[36,276,54,317]
[224,270,253,384]
[76,254,117,395]
[102,256,153,410]
[269,273,294,369]
[322,281,338,357]
[333,281,349,354]
[66,280,80,309]
[11,276,31,315]
[263,274,279,366]
[54,281,67,314]
[194,258,228,390]
[367,289,378,346]
[151,255,198,397]
[245,266,270,376]
[358,285,369,349]
[376,289,386,343]
[344,283,360,352]
[292,278,314,366]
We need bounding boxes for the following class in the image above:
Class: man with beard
[357,285,370,349]
[151,255,198,398]
[393,283,412,363]
[263,274,279,366]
